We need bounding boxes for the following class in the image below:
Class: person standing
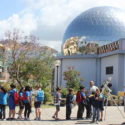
[76,86,86,119]
[89,81,98,93]
[23,86,32,120]
[66,88,74,120]
[98,88,104,121]
[7,84,17,120]
[17,87,25,120]
[91,89,100,123]
[85,90,91,119]
[0,87,8,120]
[34,86,44,120]
[52,87,61,120]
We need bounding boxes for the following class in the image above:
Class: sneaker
[27,118,30,121]
[34,118,38,120]
[99,119,102,121]
[6,118,11,120]
[38,118,41,121]
[55,118,60,120]
[52,116,55,119]
[90,120,95,123]
[24,118,27,120]
[96,121,99,124]
[66,118,71,120]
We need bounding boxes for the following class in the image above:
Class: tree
[63,67,82,90]
[2,29,56,87]
[22,54,54,88]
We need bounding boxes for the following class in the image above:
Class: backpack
[76,91,82,103]
[22,92,28,102]
[14,92,19,105]
[36,90,44,102]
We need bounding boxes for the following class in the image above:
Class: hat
[56,87,61,91]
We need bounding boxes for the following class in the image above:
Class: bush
[61,88,67,98]
[63,67,82,91]
[43,88,52,104]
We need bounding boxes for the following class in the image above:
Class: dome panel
[63,6,125,44]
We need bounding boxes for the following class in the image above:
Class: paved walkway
[0,106,125,125]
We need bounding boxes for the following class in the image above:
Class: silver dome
[63,6,125,44]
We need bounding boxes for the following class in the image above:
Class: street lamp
[55,60,61,88]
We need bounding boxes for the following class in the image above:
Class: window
[106,66,113,75]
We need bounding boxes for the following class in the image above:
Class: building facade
[54,6,125,93]
[55,39,125,93]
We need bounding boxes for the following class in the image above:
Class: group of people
[0,81,104,123]
[0,84,44,120]
[53,81,105,123]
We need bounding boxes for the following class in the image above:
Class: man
[34,86,44,120]
[76,86,86,119]
[7,84,17,120]
[90,81,98,93]
[52,87,61,120]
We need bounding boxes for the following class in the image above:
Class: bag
[76,91,82,103]
[36,90,44,102]
[22,92,28,101]
[14,92,19,105]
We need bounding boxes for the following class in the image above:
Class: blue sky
[0,0,25,20]
[0,0,125,51]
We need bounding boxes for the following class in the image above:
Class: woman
[17,87,25,120]
[23,86,32,120]
[0,86,7,120]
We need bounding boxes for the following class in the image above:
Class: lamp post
[55,60,61,88]
[56,65,59,87]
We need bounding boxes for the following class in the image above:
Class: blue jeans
[93,107,100,121]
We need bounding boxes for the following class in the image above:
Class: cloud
[0,0,125,51]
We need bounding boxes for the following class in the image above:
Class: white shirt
[90,85,98,93]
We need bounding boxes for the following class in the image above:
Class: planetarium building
[54,6,125,93]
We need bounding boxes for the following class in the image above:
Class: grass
[41,104,54,108]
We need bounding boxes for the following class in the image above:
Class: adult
[76,86,86,119]
[90,81,98,93]
[34,86,44,120]
[7,84,17,120]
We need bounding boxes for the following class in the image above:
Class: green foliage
[21,54,54,88]
[61,88,67,98]
[63,67,82,90]
[43,88,52,104]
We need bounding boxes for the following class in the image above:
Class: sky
[0,0,125,51]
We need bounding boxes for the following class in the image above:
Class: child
[85,90,91,119]
[76,86,86,119]
[17,87,25,120]
[91,89,100,123]
[0,87,7,120]
[23,86,32,120]
[52,87,61,120]
[99,89,104,121]
[34,86,44,120]
[7,84,17,120]
[66,88,74,120]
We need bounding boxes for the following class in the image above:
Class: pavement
[0,106,125,125]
